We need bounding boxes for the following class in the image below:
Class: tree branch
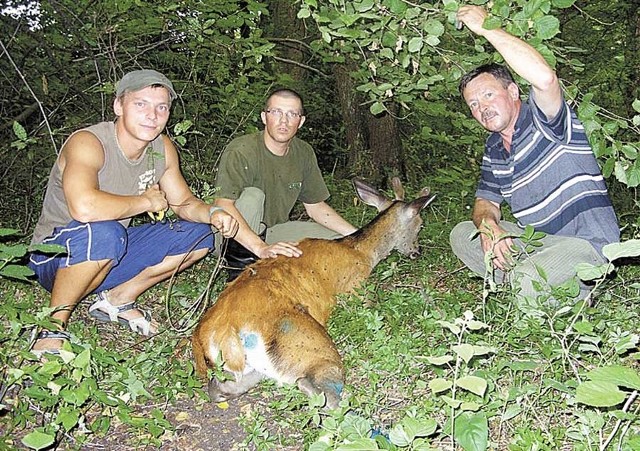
[271,56,329,78]
[0,39,58,154]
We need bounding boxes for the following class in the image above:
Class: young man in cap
[212,88,357,281]
[449,6,618,301]
[28,69,238,355]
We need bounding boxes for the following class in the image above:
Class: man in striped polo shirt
[450,5,619,301]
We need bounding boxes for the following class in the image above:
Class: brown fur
[192,178,435,409]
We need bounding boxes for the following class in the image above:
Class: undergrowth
[1,176,639,450]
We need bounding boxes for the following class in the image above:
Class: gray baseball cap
[116,69,177,100]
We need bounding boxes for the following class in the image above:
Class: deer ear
[391,177,405,201]
[353,178,392,211]
[408,193,436,215]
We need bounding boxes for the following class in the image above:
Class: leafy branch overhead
[298,0,640,188]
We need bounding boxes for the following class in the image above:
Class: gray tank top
[31,121,166,244]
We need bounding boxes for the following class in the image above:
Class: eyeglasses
[265,109,303,120]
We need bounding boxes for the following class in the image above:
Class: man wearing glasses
[213,88,357,280]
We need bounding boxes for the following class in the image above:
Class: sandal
[88,291,154,336]
[31,329,71,358]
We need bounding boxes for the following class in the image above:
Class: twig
[271,55,330,78]
[601,390,638,451]
[267,37,315,53]
[0,39,58,154]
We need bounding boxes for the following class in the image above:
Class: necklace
[114,123,147,166]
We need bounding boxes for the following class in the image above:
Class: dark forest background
[1,0,639,237]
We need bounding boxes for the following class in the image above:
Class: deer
[192,177,435,409]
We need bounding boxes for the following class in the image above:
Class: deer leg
[208,369,265,403]
[271,314,345,409]
[297,364,344,410]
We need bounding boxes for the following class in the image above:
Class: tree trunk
[365,103,405,185]
[334,62,367,177]
[268,0,307,82]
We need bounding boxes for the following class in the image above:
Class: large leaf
[456,376,487,397]
[429,378,453,394]
[452,344,474,364]
[388,417,438,446]
[586,365,640,390]
[535,15,560,40]
[0,264,35,281]
[575,262,613,281]
[21,430,55,450]
[576,380,626,407]
[0,228,20,237]
[603,240,640,262]
[454,412,488,451]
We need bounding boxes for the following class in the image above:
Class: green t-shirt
[214,131,330,227]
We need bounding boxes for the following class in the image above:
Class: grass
[1,175,640,450]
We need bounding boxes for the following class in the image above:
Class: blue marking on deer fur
[279,318,294,333]
[328,381,344,395]
[240,332,258,350]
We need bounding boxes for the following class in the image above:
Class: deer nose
[408,246,421,260]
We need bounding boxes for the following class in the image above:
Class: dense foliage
[1,0,639,449]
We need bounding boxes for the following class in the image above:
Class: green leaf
[441,395,462,408]
[22,430,55,450]
[621,144,638,159]
[576,380,626,407]
[354,0,375,13]
[0,265,34,281]
[57,408,80,432]
[423,19,445,37]
[615,334,639,355]
[627,163,640,187]
[13,121,28,140]
[552,0,576,7]
[602,156,615,177]
[633,99,640,113]
[309,442,330,451]
[384,0,407,15]
[29,243,66,254]
[429,378,453,394]
[472,345,494,356]
[586,365,640,390]
[0,228,20,237]
[460,401,482,411]
[0,243,28,257]
[502,405,522,421]
[603,240,640,261]
[389,417,438,446]
[335,438,378,449]
[297,7,311,19]
[452,344,474,364]
[614,161,628,185]
[426,355,454,366]
[438,320,461,335]
[575,262,613,281]
[408,37,423,53]
[483,16,501,30]
[573,320,593,334]
[467,320,488,331]
[456,376,487,397]
[369,102,386,115]
[535,15,560,40]
[454,412,488,451]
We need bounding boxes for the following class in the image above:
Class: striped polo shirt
[476,92,619,255]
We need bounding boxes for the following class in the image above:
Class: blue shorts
[28,220,214,293]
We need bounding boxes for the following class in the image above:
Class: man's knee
[169,222,214,253]
[236,187,266,216]
[83,221,128,261]
[450,221,476,254]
